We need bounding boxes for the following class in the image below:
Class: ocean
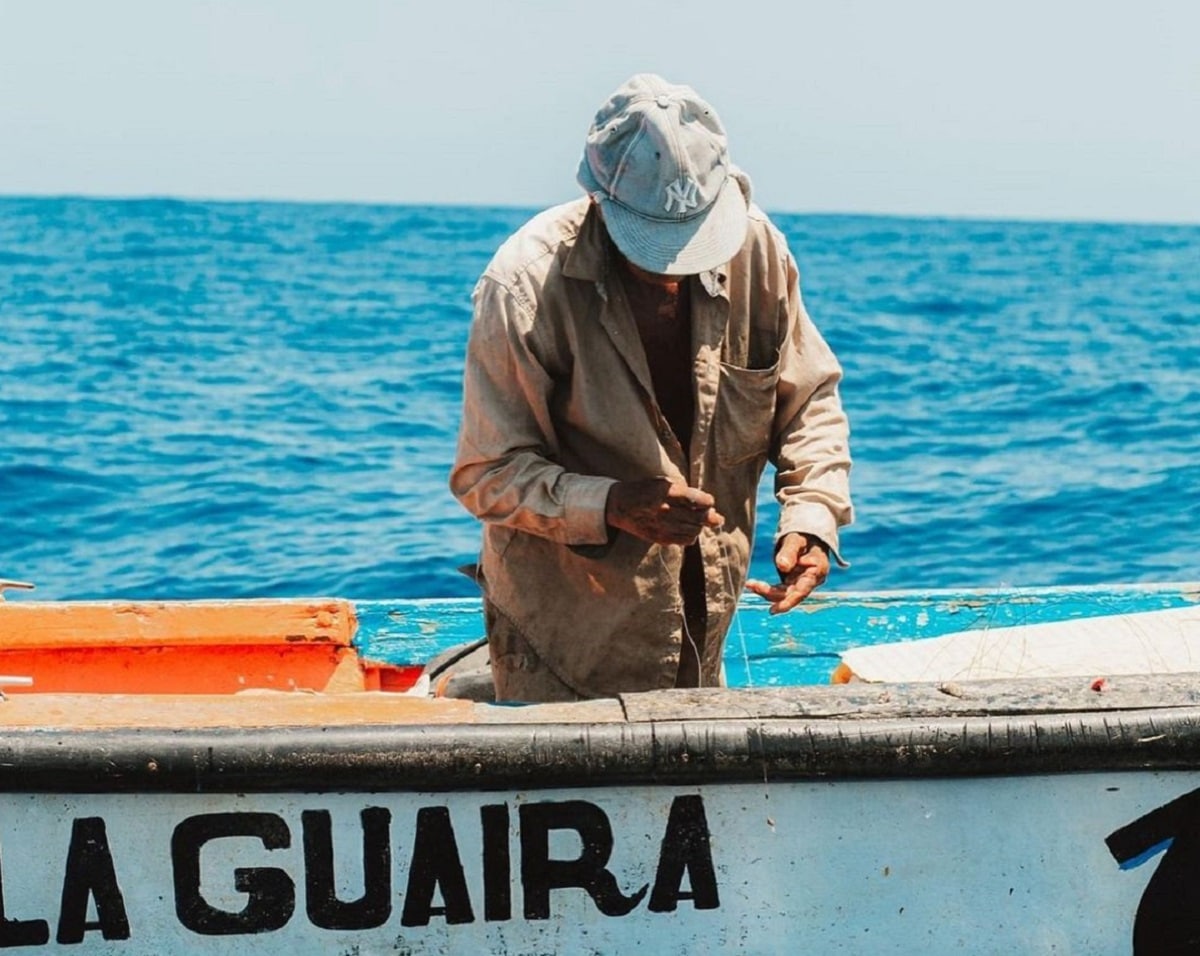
[1,196,1197,602]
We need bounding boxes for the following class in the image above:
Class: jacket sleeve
[449,275,617,546]
[770,254,854,563]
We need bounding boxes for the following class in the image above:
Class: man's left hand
[745,533,830,615]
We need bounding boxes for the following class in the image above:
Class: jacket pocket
[715,356,781,466]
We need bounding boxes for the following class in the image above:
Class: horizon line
[1,190,1197,231]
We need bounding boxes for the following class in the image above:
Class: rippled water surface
[1,197,1196,600]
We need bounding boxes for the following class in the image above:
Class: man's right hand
[605,478,724,546]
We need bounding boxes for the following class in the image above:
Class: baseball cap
[577,74,749,276]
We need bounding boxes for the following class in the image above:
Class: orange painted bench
[0,599,395,695]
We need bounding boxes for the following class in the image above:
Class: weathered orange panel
[0,599,363,694]
[0,691,478,730]
[0,599,356,649]
[0,644,359,695]
[361,662,424,692]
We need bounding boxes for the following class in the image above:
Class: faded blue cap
[577,74,749,276]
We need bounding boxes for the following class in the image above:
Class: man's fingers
[747,570,822,614]
[608,479,724,545]
[775,534,805,575]
[745,580,787,602]
[668,483,716,510]
[797,548,830,585]
[771,572,819,614]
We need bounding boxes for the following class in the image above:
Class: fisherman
[450,74,853,702]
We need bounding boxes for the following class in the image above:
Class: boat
[0,581,1198,954]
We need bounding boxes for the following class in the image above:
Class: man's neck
[619,257,683,296]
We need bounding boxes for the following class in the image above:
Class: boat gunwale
[2,700,1199,794]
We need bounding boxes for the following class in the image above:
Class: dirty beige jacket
[450,198,852,697]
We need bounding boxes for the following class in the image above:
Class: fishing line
[716,531,754,688]
[668,529,754,690]
[664,547,706,688]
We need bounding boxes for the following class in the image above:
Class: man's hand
[745,533,829,615]
[606,478,723,546]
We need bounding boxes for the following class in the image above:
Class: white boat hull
[0,772,1193,955]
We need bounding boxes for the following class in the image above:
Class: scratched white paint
[842,606,1200,682]
[0,772,1193,955]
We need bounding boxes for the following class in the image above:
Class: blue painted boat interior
[354,583,1200,687]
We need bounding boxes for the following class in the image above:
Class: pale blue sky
[2,0,1198,222]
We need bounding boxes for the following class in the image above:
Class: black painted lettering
[172,812,294,936]
[0,846,49,948]
[519,800,647,920]
[1109,786,1200,954]
[648,795,719,912]
[400,807,474,927]
[56,817,131,943]
[480,803,511,922]
[302,808,392,931]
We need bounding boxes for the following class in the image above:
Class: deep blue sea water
[1,197,1197,602]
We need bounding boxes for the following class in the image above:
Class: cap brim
[584,172,749,276]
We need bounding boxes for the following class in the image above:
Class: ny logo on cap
[663,177,699,214]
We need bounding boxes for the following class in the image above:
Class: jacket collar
[563,202,729,299]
